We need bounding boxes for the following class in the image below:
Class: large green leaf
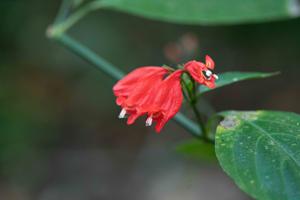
[99,0,300,25]
[199,71,278,94]
[215,110,300,200]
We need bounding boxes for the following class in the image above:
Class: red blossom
[113,55,218,133]
[113,67,184,132]
[184,55,218,88]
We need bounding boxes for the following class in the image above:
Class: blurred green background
[1,0,300,199]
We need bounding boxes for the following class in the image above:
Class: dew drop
[265,146,269,150]
[220,116,239,129]
[265,175,270,179]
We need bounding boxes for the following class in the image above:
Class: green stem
[54,0,72,24]
[53,33,124,79]
[50,1,103,37]
[190,102,206,135]
[50,33,202,138]
[190,79,206,135]
[181,74,214,143]
[190,102,213,143]
[181,79,205,132]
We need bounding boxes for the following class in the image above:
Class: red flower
[113,67,184,132]
[184,55,218,88]
[113,55,218,133]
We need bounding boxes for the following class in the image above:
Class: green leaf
[199,71,278,94]
[99,0,300,25]
[176,139,216,161]
[72,0,85,7]
[215,110,300,200]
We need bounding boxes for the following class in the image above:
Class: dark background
[1,0,300,199]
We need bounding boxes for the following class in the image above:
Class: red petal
[116,96,125,105]
[155,118,167,133]
[205,79,216,88]
[184,61,206,84]
[152,70,184,132]
[205,55,215,70]
[127,113,141,125]
[113,67,167,97]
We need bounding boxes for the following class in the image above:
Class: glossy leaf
[99,0,300,25]
[176,139,216,161]
[198,71,278,94]
[215,110,300,200]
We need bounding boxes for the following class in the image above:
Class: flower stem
[49,33,124,80]
[190,100,213,144]
[48,32,203,139]
[49,1,103,37]
[54,0,72,25]
[181,74,214,144]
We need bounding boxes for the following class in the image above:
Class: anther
[118,108,127,119]
[206,70,212,77]
[145,116,153,127]
[213,74,219,79]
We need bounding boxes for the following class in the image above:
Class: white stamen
[206,70,212,77]
[213,74,219,80]
[118,108,126,119]
[145,116,153,127]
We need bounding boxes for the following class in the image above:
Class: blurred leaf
[72,0,85,7]
[99,0,300,25]
[199,71,278,94]
[215,110,300,200]
[176,139,216,161]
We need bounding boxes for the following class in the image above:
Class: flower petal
[153,70,184,132]
[205,55,215,70]
[184,60,206,84]
[127,113,142,125]
[184,56,217,89]
[113,67,168,97]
